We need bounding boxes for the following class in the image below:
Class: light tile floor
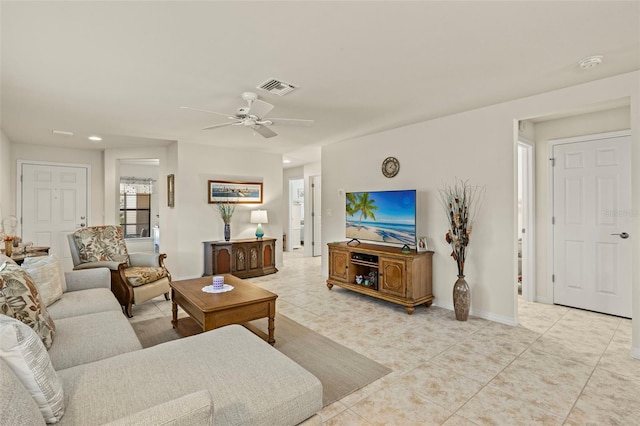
[130,250,639,425]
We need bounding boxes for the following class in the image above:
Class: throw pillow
[0,261,56,349]
[72,225,129,265]
[0,315,65,423]
[21,255,65,307]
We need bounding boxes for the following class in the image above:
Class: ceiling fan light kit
[182,91,314,139]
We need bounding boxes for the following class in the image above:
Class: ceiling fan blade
[264,118,314,127]
[202,121,239,130]
[180,106,232,118]
[248,99,274,119]
[251,125,278,138]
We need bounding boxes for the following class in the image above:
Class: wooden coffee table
[170,274,277,344]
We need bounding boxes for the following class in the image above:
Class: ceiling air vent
[257,78,297,96]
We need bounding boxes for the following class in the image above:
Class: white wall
[322,71,639,328]
[0,130,12,220]
[533,106,631,303]
[168,142,284,280]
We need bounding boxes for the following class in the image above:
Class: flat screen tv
[345,189,416,246]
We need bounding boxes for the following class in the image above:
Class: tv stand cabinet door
[378,257,406,297]
[329,248,350,283]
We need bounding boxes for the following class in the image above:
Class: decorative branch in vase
[217,198,236,242]
[437,178,486,321]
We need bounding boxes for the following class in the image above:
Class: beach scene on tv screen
[346,190,416,245]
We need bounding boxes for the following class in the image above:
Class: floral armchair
[67,225,171,317]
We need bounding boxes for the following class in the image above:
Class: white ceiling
[1,1,638,168]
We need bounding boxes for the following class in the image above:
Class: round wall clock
[381,157,400,178]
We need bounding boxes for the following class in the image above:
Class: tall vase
[224,223,231,241]
[453,275,470,321]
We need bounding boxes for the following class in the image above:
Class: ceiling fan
[180,92,314,138]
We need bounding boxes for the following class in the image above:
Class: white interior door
[311,175,321,257]
[552,133,631,317]
[20,163,89,271]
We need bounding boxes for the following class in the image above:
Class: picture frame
[297,188,304,198]
[417,236,428,252]
[167,174,175,208]
[208,180,263,204]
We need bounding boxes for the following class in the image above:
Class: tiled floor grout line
[559,316,623,425]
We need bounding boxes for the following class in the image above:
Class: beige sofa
[1,267,322,425]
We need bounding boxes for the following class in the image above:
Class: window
[119,178,153,238]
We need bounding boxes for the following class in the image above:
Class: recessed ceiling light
[52,130,74,136]
[578,55,604,69]
[88,135,102,142]
[283,159,291,164]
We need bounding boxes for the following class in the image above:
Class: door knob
[611,232,629,239]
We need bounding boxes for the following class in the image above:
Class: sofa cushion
[0,358,47,425]
[72,225,129,265]
[47,288,121,320]
[56,325,322,426]
[124,266,168,287]
[21,255,65,307]
[0,315,64,423]
[104,390,213,426]
[48,311,142,371]
[0,261,56,349]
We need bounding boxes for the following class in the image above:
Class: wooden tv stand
[327,241,434,314]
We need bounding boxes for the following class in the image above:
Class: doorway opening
[310,175,321,257]
[118,159,160,254]
[288,178,304,251]
[518,140,535,302]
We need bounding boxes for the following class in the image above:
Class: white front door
[20,163,89,271]
[552,133,631,317]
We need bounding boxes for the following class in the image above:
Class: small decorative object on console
[216,198,236,241]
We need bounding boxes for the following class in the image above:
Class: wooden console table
[203,238,278,279]
[1,247,50,265]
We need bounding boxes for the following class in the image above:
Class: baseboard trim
[631,347,640,360]
[534,296,553,304]
[432,301,518,326]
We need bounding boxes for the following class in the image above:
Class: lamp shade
[250,210,268,224]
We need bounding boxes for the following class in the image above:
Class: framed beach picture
[417,236,428,252]
[208,180,263,204]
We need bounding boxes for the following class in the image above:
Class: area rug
[131,314,391,406]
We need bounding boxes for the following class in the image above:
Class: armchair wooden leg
[164,292,170,301]
[123,303,134,318]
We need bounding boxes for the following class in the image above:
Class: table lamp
[250,210,268,239]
